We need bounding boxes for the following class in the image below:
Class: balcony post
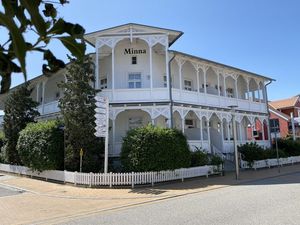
[196,67,200,93]
[149,44,153,92]
[207,118,211,153]
[165,41,169,90]
[235,78,239,99]
[246,78,250,100]
[217,72,220,96]
[200,118,203,148]
[112,118,115,155]
[203,67,207,94]
[36,83,40,102]
[223,75,227,97]
[95,41,100,90]
[112,46,115,100]
[42,81,46,114]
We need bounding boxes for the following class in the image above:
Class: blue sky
[3,0,300,100]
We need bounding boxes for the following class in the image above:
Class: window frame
[128,72,142,89]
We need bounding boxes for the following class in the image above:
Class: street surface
[59,172,300,225]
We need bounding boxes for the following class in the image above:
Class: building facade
[0,23,273,158]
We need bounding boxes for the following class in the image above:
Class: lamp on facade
[228,105,239,180]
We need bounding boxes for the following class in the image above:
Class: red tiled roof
[269,96,299,109]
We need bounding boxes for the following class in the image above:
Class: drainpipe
[265,80,274,147]
[168,53,176,129]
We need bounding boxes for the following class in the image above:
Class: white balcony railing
[100,88,267,113]
[0,115,3,126]
[37,101,60,115]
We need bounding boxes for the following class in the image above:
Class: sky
[2,0,300,101]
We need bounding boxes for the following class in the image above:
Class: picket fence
[241,156,300,170]
[0,163,221,188]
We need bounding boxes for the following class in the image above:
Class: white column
[207,119,211,152]
[204,68,207,94]
[247,79,250,100]
[258,86,261,102]
[217,73,220,96]
[235,79,238,99]
[112,118,115,155]
[165,44,169,90]
[196,68,200,93]
[200,118,204,148]
[151,118,155,125]
[221,120,224,147]
[179,63,182,91]
[36,83,40,102]
[149,45,153,91]
[181,117,185,134]
[112,46,115,100]
[42,81,46,114]
[239,122,242,141]
[95,45,99,90]
[223,76,227,97]
[266,120,270,141]
[227,121,230,141]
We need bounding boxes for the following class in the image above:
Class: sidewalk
[0,164,299,225]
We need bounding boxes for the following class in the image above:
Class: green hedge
[238,142,287,164]
[190,150,209,167]
[277,138,300,156]
[16,120,64,172]
[0,131,6,163]
[121,125,191,172]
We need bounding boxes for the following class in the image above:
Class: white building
[0,23,273,159]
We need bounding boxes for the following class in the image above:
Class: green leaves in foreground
[0,0,86,94]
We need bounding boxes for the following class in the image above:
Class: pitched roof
[269,96,300,110]
[268,104,290,121]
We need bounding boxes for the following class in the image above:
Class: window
[128,73,141,88]
[163,75,167,87]
[185,119,195,128]
[184,80,192,91]
[100,78,107,89]
[129,117,142,129]
[131,56,137,65]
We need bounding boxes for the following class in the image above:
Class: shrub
[190,149,209,167]
[238,142,265,164]
[16,120,64,172]
[209,155,224,166]
[276,138,300,156]
[263,148,286,159]
[121,125,191,172]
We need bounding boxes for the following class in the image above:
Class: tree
[2,82,39,164]
[58,57,103,172]
[0,0,86,94]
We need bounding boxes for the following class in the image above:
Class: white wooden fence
[241,156,300,170]
[0,163,221,188]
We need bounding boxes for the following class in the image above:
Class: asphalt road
[59,172,300,225]
[0,184,22,197]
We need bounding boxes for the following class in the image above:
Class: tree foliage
[58,57,103,172]
[17,120,64,172]
[0,0,86,93]
[2,82,39,164]
[121,125,191,172]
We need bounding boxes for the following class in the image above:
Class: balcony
[37,101,60,115]
[99,88,267,113]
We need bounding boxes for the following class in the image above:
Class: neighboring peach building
[269,95,300,138]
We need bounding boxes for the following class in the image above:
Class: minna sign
[124,48,146,55]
